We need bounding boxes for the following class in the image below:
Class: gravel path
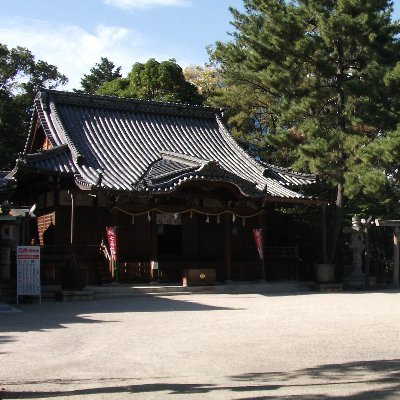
[1,291,400,399]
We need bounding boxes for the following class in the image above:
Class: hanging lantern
[147,212,151,222]
[232,214,236,223]
[206,215,210,223]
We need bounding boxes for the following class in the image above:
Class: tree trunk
[329,182,344,263]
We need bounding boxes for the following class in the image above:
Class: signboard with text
[17,246,41,303]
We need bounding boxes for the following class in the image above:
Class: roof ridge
[40,88,222,119]
[47,101,85,166]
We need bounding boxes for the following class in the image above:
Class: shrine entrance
[158,224,183,256]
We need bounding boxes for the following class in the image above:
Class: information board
[17,246,41,304]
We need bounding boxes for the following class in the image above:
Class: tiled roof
[262,162,316,187]
[21,145,77,175]
[15,89,313,200]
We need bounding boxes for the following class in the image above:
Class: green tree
[0,43,67,169]
[76,57,122,94]
[210,0,400,261]
[97,58,204,105]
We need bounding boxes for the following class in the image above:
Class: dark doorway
[157,225,183,255]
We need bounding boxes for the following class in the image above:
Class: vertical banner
[253,228,265,280]
[17,246,41,303]
[253,228,264,260]
[106,226,118,261]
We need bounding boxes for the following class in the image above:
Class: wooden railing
[118,261,151,283]
[40,244,108,285]
[232,261,260,281]
[265,246,298,258]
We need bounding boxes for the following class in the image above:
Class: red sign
[106,226,118,261]
[253,229,264,260]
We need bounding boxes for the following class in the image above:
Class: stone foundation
[55,290,94,302]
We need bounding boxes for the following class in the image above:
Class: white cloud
[0,18,172,90]
[104,0,192,9]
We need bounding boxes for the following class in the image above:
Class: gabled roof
[11,89,314,200]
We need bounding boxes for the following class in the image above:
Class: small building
[5,89,320,286]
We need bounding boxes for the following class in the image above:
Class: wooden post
[364,224,370,288]
[150,211,159,282]
[393,227,399,288]
[322,204,328,264]
[70,191,76,248]
[224,213,232,282]
[68,190,79,272]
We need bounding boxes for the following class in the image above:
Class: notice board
[17,246,41,303]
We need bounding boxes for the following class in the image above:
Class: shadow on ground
[1,359,400,399]
[0,294,238,336]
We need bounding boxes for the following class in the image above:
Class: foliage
[97,58,204,105]
[210,0,400,260]
[345,127,400,217]
[0,43,67,170]
[75,57,122,94]
[183,64,222,99]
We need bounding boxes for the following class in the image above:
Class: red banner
[106,226,118,261]
[253,228,264,260]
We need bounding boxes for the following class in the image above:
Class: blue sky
[1,0,399,90]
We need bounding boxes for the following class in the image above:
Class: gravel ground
[1,291,400,399]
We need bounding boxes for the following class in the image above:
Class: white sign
[17,246,41,303]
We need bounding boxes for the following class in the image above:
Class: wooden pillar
[68,190,77,271]
[364,224,370,288]
[393,227,399,288]
[150,211,159,282]
[322,204,328,264]
[224,213,232,282]
[70,192,76,247]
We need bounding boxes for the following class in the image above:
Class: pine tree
[77,57,122,94]
[211,0,400,261]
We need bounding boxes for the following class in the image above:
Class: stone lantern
[344,216,366,287]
